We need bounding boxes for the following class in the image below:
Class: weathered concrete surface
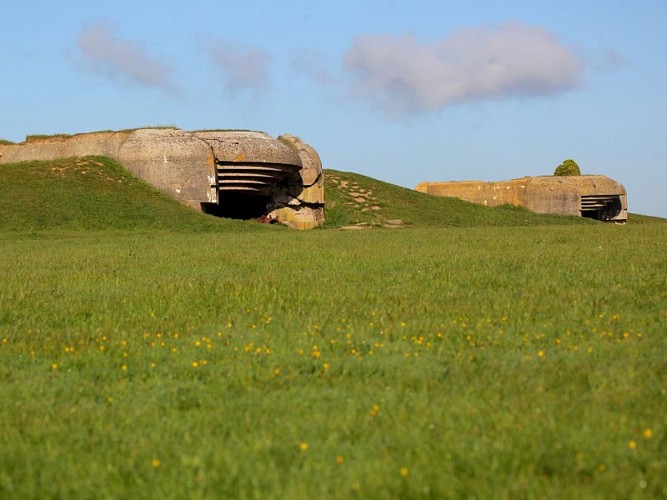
[194,130,302,166]
[270,134,325,229]
[0,131,128,163]
[416,175,627,222]
[193,130,302,200]
[117,128,216,209]
[0,127,325,228]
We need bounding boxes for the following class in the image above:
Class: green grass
[0,157,252,232]
[0,157,665,498]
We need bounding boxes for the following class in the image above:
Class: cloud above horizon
[76,22,178,94]
[343,22,584,115]
[207,40,271,96]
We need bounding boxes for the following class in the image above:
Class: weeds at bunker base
[0,224,665,498]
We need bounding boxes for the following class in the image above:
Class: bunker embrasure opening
[202,194,271,219]
[580,194,624,221]
[203,160,301,220]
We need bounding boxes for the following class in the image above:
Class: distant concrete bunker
[0,128,324,229]
[416,175,627,223]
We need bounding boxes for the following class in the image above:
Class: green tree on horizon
[554,159,581,176]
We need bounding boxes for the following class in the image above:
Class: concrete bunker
[416,175,628,223]
[0,128,325,229]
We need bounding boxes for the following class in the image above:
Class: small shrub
[554,159,581,176]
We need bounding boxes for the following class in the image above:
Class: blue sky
[3,0,666,217]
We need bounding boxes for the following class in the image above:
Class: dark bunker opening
[201,194,271,220]
[580,195,623,221]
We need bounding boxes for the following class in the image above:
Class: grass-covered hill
[0,157,246,232]
[0,156,660,231]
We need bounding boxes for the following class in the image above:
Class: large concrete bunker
[0,128,324,229]
[416,175,628,223]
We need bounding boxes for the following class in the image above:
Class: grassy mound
[323,169,588,228]
[0,157,658,232]
[0,156,247,232]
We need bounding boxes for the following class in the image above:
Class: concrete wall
[116,128,216,209]
[0,131,128,163]
[416,178,527,207]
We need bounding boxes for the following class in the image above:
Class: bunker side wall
[415,179,527,207]
[116,129,216,208]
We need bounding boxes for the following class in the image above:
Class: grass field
[0,158,665,498]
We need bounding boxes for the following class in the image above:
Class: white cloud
[76,22,179,94]
[207,40,271,95]
[343,22,584,114]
